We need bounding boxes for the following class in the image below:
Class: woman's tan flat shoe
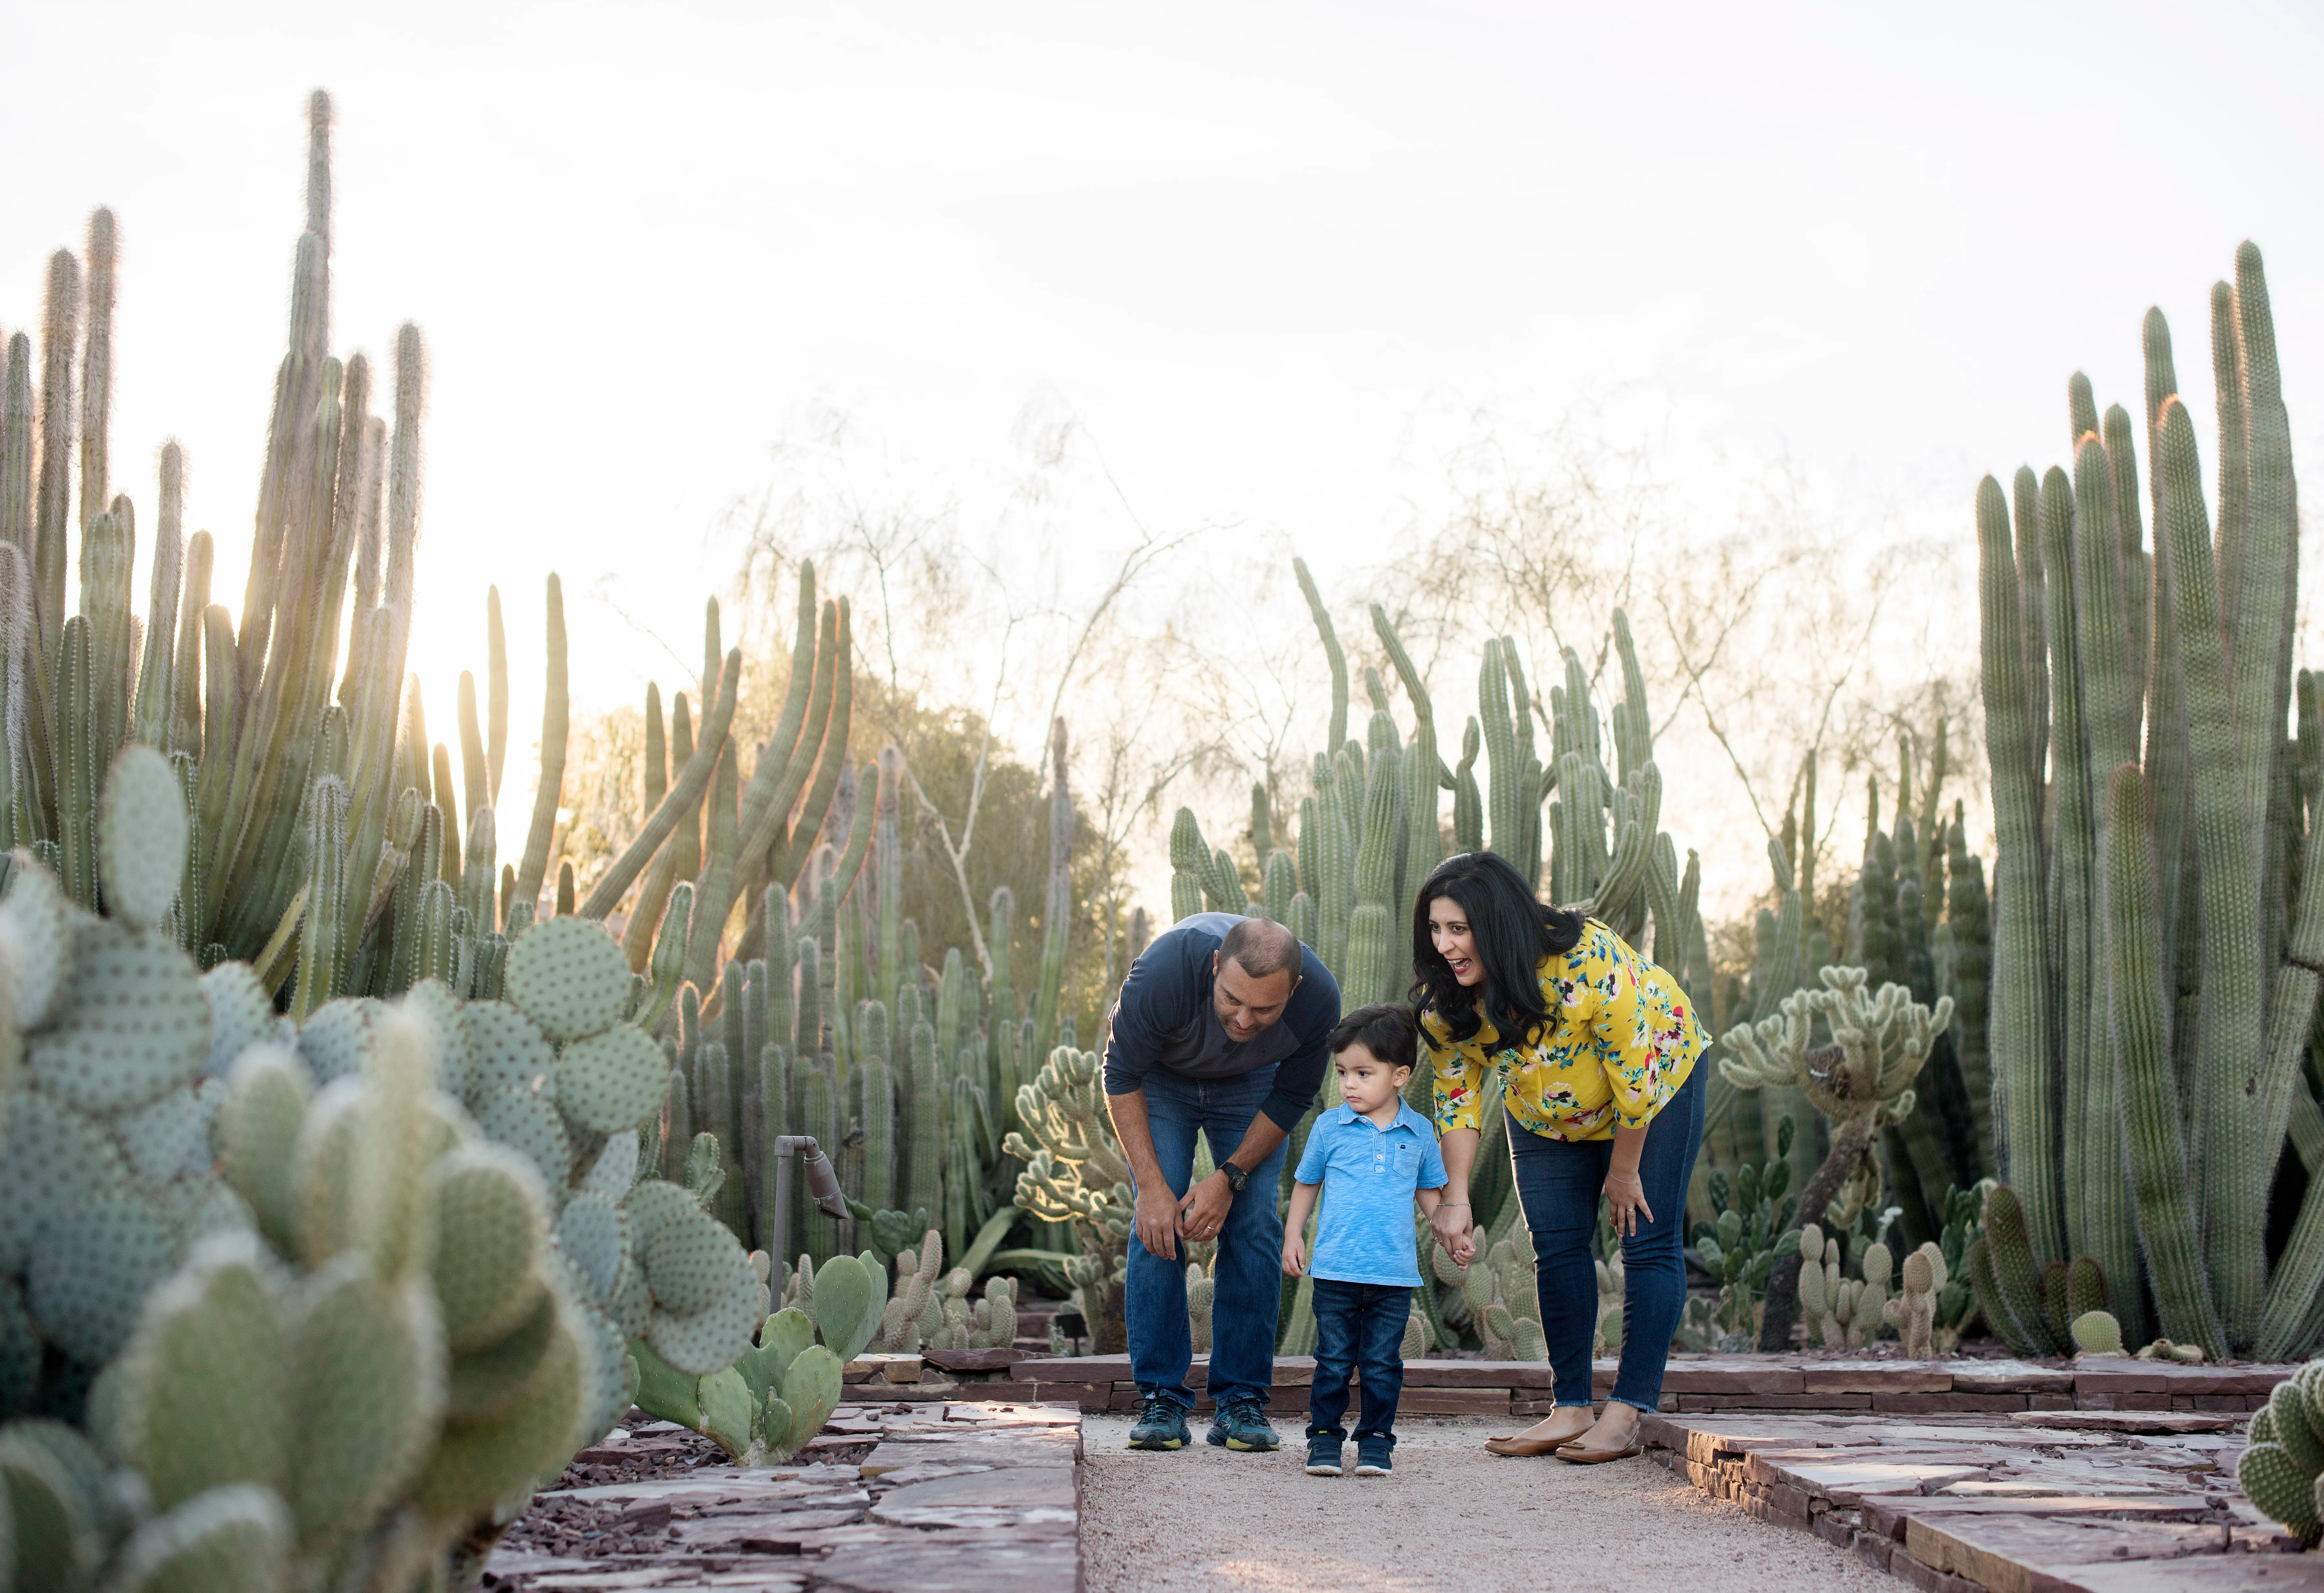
[1553,1439,1644,1464]
[1483,1432,1583,1457]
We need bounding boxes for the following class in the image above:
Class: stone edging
[972,1351,2303,1419]
[1638,1404,2324,1591]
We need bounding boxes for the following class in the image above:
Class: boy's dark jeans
[1305,1278,1411,1443]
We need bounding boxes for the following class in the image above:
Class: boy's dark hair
[1327,1002,1419,1073]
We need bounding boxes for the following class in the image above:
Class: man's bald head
[1220,916,1301,981]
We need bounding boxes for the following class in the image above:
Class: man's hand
[1430,1200,1477,1266]
[1179,1171,1234,1243]
[1282,1231,1306,1277]
[1134,1183,1183,1261]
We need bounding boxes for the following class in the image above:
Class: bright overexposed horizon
[5,0,2322,923]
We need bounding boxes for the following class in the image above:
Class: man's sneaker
[1304,1433,1344,1476]
[1127,1394,1191,1451]
[1354,1434,1394,1476]
[1206,1397,1282,1451]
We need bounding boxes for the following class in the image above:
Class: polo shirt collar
[1324,1101,1428,1135]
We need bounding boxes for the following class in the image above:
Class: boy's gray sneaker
[1128,1394,1191,1451]
[1304,1434,1344,1476]
[1206,1397,1281,1451]
[1354,1434,1393,1476]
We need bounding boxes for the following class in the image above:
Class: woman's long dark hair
[1409,851,1585,1045]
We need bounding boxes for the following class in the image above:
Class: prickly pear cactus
[0,753,257,1408]
[286,913,759,1449]
[0,999,594,1591]
[639,1305,845,1467]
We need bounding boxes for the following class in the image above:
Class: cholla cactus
[1187,1263,1215,1355]
[2238,1362,2324,1546]
[1593,1246,1625,1354]
[929,1270,1018,1352]
[1795,1222,1892,1349]
[1881,1241,1950,1358]
[876,1229,945,1353]
[1005,1047,1132,1352]
[1723,967,1952,1131]
[1723,967,1950,1346]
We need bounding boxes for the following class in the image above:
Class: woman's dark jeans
[1506,1059,1706,1413]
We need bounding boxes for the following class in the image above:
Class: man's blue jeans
[1507,1059,1706,1413]
[1123,1065,1290,1411]
[1305,1279,1410,1443]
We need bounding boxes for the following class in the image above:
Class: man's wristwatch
[1219,1160,1250,1194]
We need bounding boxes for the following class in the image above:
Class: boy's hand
[1281,1236,1306,1277]
[1430,1201,1477,1266]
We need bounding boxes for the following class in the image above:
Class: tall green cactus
[1977,243,2324,1357]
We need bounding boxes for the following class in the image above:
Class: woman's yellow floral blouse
[1422,920,1707,1141]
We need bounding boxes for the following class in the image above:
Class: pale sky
[5,1,2321,914]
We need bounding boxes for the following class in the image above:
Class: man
[1104,912,1339,1452]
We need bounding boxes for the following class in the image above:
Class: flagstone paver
[482,1401,1083,1593]
[1638,1401,2319,1590]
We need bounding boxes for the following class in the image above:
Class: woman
[1416,851,1707,1463]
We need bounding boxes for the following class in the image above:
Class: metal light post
[769,1134,851,1258]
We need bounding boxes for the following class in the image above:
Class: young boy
[1281,1002,1465,1477]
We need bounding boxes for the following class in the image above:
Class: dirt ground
[1079,1413,1895,1593]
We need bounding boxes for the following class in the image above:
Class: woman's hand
[1430,1200,1477,1266]
[1603,1165,1653,1238]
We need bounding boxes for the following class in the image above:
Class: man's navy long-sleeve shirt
[1102,912,1339,1132]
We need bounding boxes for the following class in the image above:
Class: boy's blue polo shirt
[1295,1100,1448,1287]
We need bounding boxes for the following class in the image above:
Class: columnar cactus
[1978,244,2324,1359]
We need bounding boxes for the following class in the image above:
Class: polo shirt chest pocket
[1382,1140,1418,1179]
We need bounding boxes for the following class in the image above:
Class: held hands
[1603,1166,1654,1238]
[1429,1200,1478,1267]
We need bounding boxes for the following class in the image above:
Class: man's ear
[1212,950,1222,976]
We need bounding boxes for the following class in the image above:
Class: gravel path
[1080,1414,1894,1592]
